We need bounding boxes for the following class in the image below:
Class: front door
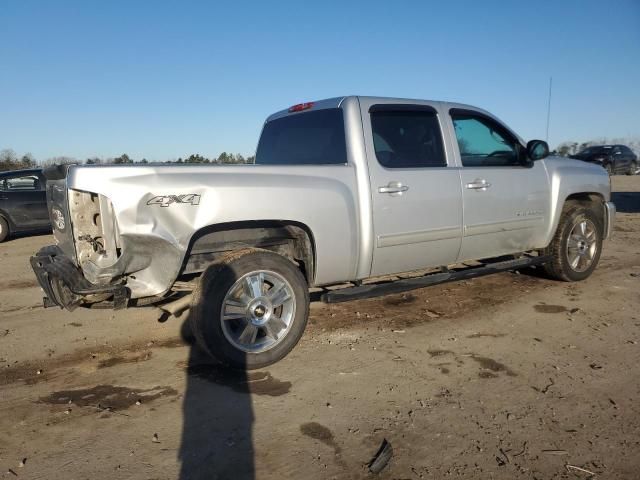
[360,100,463,277]
[448,109,551,262]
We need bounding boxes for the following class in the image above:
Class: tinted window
[0,175,43,191]
[451,113,520,167]
[581,146,612,156]
[256,109,347,165]
[370,110,446,168]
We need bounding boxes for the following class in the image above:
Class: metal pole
[546,76,553,143]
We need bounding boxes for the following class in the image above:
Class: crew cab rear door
[447,108,551,261]
[360,100,463,277]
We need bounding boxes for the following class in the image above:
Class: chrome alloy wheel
[220,270,296,353]
[566,218,598,273]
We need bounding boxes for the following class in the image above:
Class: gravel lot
[1,176,639,480]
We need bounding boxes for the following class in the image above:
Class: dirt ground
[1,176,639,480]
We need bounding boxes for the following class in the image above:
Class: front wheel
[189,249,310,369]
[605,163,613,175]
[0,217,8,243]
[543,205,603,281]
[628,161,638,175]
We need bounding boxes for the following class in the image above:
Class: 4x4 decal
[147,194,201,207]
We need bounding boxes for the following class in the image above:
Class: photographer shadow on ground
[175,250,300,479]
[178,314,255,480]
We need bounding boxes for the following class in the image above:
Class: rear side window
[370,108,446,168]
[256,109,347,165]
[0,175,43,191]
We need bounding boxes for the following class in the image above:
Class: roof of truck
[266,95,486,121]
[265,96,523,144]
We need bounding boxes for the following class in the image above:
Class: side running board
[321,255,551,304]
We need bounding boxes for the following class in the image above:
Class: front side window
[256,109,347,165]
[451,112,521,167]
[370,108,446,168]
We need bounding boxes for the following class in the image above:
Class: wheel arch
[563,192,606,228]
[543,191,607,249]
[180,220,317,285]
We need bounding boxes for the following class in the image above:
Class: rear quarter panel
[67,164,359,297]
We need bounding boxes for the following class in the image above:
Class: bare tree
[1,149,37,170]
[40,156,79,167]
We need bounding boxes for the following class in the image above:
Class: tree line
[3,137,639,172]
[0,149,255,171]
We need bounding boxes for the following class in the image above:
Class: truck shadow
[178,316,255,480]
[612,191,640,213]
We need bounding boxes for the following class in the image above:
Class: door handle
[466,179,491,190]
[378,182,409,195]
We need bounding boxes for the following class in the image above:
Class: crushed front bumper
[30,245,129,310]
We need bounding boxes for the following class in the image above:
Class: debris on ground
[533,378,555,394]
[542,449,568,455]
[566,464,597,476]
[368,438,393,474]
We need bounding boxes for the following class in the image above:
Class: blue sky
[1,0,639,161]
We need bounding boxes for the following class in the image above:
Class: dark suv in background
[571,145,638,175]
[0,169,51,242]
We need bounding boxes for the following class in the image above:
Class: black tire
[628,161,638,176]
[189,248,310,370]
[0,216,8,243]
[605,163,613,175]
[543,204,603,282]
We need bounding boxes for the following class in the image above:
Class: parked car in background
[570,145,638,175]
[0,169,50,242]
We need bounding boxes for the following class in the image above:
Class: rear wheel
[0,217,8,243]
[628,161,638,175]
[189,249,310,369]
[544,204,603,281]
[605,163,613,175]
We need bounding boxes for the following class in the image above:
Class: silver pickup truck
[32,96,615,368]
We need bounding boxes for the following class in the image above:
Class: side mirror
[526,140,550,161]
